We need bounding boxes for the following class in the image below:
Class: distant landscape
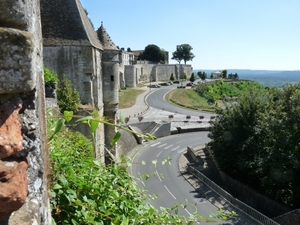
[194,69,300,87]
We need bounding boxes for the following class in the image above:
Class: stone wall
[124,64,193,87]
[0,0,49,224]
[43,46,103,106]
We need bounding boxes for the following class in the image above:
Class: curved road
[130,87,257,224]
[146,85,214,117]
[131,132,219,224]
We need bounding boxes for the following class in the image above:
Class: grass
[165,87,216,112]
[119,88,145,109]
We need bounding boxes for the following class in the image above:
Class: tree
[169,73,175,81]
[197,71,202,78]
[221,69,227,79]
[127,47,132,52]
[190,73,196,82]
[140,44,165,63]
[197,71,207,80]
[208,84,300,207]
[172,44,195,64]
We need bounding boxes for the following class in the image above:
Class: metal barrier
[188,166,280,225]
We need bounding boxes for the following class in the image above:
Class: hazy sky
[81,0,300,70]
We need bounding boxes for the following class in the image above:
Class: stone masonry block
[0,159,28,221]
[0,96,23,159]
[0,0,29,30]
[0,28,36,93]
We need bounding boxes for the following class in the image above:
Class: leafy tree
[197,71,202,78]
[172,44,195,64]
[208,84,300,207]
[190,73,196,82]
[140,44,165,63]
[56,77,80,112]
[182,73,187,80]
[221,70,227,79]
[127,47,132,52]
[197,71,207,80]
[170,73,175,81]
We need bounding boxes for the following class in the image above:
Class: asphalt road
[146,85,215,118]
[131,132,235,225]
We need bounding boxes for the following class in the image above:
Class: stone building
[41,0,121,162]
[40,0,192,162]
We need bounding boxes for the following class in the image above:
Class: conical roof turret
[97,22,118,51]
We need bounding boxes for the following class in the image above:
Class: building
[41,0,120,163]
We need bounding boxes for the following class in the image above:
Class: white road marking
[156,170,162,182]
[178,148,187,153]
[151,142,161,146]
[157,151,162,157]
[171,146,180,151]
[158,143,167,148]
[164,144,174,149]
[164,185,176,199]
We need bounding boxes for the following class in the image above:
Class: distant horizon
[193,68,300,72]
[81,0,300,71]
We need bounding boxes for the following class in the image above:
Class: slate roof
[41,0,103,50]
[97,22,118,51]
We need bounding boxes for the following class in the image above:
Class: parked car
[168,82,173,85]
[161,82,170,86]
[186,82,193,86]
[173,81,180,84]
[149,84,160,88]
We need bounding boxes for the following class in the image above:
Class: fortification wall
[0,0,49,224]
[124,64,192,87]
[43,46,104,106]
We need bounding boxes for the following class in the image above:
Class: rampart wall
[124,64,192,87]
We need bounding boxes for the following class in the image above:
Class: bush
[56,77,80,112]
[43,66,59,84]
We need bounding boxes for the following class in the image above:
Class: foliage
[139,44,165,63]
[208,83,300,207]
[44,66,59,84]
[228,73,239,79]
[182,73,187,80]
[171,44,195,64]
[170,73,175,81]
[197,71,207,80]
[221,70,227,79]
[166,88,216,112]
[47,110,235,224]
[189,73,196,82]
[56,77,80,113]
[194,80,263,103]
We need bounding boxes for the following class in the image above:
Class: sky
[81,0,300,71]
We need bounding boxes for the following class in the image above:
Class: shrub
[56,77,80,112]
[43,66,59,85]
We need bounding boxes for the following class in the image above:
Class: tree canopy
[171,44,195,64]
[208,83,300,207]
[138,44,165,63]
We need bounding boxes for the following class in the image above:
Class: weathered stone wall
[43,46,106,162]
[124,64,193,87]
[0,0,49,224]
[102,50,120,162]
[43,46,103,107]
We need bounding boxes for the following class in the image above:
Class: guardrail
[188,166,280,225]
